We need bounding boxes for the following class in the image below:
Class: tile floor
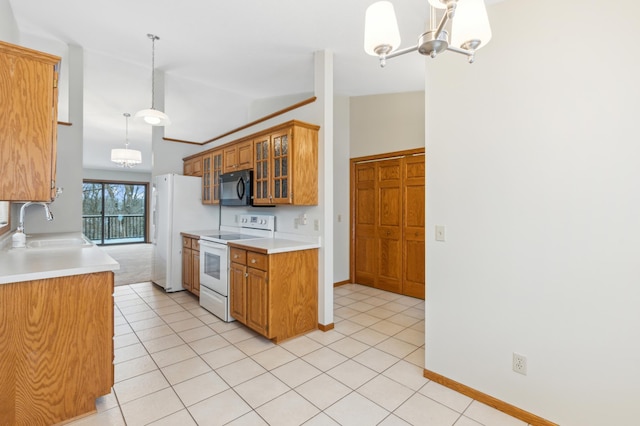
[69,282,528,426]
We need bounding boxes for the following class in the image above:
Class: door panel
[403,155,425,298]
[354,163,377,286]
[376,160,402,292]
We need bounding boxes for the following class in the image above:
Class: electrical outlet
[435,225,446,242]
[513,352,527,375]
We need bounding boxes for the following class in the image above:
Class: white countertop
[0,232,119,285]
[183,229,321,254]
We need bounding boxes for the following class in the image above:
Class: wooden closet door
[354,163,377,286]
[376,159,403,293]
[403,155,426,299]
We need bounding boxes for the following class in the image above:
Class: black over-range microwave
[220,170,252,206]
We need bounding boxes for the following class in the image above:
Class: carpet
[101,243,153,286]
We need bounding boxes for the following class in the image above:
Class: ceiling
[9,0,500,172]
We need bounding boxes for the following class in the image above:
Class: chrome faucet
[18,202,54,234]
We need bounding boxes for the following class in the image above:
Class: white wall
[0,0,18,42]
[83,169,151,184]
[425,1,640,425]
[350,91,424,158]
[333,95,350,283]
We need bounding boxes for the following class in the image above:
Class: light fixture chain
[148,33,159,109]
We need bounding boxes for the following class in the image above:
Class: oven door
[199,240,229,296]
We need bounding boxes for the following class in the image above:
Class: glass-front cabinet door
[253,135,271,205]
[270,129,292,204]
[202,150,223,205]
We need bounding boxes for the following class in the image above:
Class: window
[82,181,148,245]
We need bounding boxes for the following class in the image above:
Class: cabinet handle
[233,254,238,259]
[386,231,391,236]
[251,259,256,264]
[245,273,248,277]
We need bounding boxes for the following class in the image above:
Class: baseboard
[423,369,558,426]
[318,323,334,332]
[333,280,350,287]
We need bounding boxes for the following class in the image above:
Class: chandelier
[135,34,171,126]
[111,113,142,168]
[364,0,492,67]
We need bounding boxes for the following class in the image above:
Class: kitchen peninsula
[0,232,119,425]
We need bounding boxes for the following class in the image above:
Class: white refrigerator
[151,173,214,292]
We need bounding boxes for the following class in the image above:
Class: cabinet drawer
[182,237,191,248]
[247,252,267,270]
[191,239,200,250]
[230,248,246,264]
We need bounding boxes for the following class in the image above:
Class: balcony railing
[82,214,146,244]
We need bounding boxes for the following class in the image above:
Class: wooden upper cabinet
[253,121,319,206]
[0,41,60,201]
[223,139,253,173]
[202,150,222,204]
[183,155,203,177]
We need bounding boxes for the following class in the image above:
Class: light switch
[435,225,446,242]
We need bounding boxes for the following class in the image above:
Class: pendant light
[364,0,492,67]
[134,34,171,126]
[111,113,142,167]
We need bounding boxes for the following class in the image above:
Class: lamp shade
[134,108,171,126]
[451,0,492,50]
[364,1,401,56]
[111,148,142,167]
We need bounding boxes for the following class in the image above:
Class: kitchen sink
[25,234,93,249]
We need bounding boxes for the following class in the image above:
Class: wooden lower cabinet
[181,235,201,296]
[0,272,114,425]
[229,246,318,342]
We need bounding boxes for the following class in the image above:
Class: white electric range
[198,214,275,321]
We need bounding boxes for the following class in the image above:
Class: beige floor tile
[324,392,389,426]
[216,357,267,387]
[151,344,198,368]
[395,296,423,307]
[302,347,348,371]
[142,333,185,354]
[344,291,373,301]
[114,342,147,364]
[188,306,216,317]
[129,316,167,332]
[367,306,398,320]
[295,373,351,410]
[453,416,484,426]
[135,324,176,342]
[221,326,260,344]
[326,359,377,389]
[394,328,425,346]
[115,297,146,308]
[251,345,297,370]
[209,319,244,334]
[147,409,197,426]
[328,336,369,358]
[404,346,425,367]
[256,390,319,426]
[369,319,406,336]
[349,312,381,327]
[394,392,460,426]
[178,325,217,343]
[419,381,473,413]
[226,411,269,425]
[233,372,290,408]
[332,320,365,336]
[119,303,154,315]
[271,358,322,388]
[173,371,229,407]
[279,335,323,357]
[234,335,276,356]
[95,389,119,412]
[464,401,528,426]
[351,328,389,346]
[349,301,376,312]
[114,332,141,349]
[201,345,247,369]
[161,356,212,385]
[188,389,252,426]
[353,347,400,373]
[114,323,133,336]
[410,319,425,332]
[378,414,412,425]
[66,407,125,426]
[123,309,159,323]
[162,310,196,323]
[146,298,181,309]
[362,296,390,307]
[305,329,346,346]
[169,317,206,332]
[375,337,419,359]
[403,307,425,319]
[115,354,158,382]
[356,374,414,412]
[382,360,430,391]
[334,306,360,319]
[120,387,185,426]
[189,334,231,355]
[152,303,187,316]
[334,295,357,306]
[303,412,341,425]
[114,370,170,404]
